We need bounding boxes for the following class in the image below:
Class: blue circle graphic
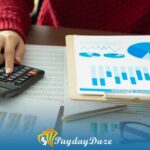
[128,42,150,60]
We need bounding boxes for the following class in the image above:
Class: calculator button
[22,75,30,79]
[3,74,9,77]
[13,73,21,77]
[20,69,28,73]
[7,78,14,82]
[32,69,39,72]
[27,70,37,76]
[14,67,19,71]
[17,71,25,75]
[0,76,5,80]
[18,78,26,82]
[0,70,4,74]
[9,75,17,79]
[24,66,31,70]
[15,80,22,86]
[26,73,33,77]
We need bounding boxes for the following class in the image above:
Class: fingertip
[6,68,13,74]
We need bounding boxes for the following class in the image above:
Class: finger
[0,37,4,53]
[0,54,4,64]
[4,40,16,74]
[15,40,26,64]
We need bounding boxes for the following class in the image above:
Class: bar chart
[80,65,150,93]
[90,122,119,136]
[90,120,150,140]
[0,112,37,133]
[74,36,150,95]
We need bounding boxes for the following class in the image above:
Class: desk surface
[26,25,122,46]
[26,25,121,132]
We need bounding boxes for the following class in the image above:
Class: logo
[38,128,112,147]
[38,128,58,147]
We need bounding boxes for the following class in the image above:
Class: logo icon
[38,128,58,147]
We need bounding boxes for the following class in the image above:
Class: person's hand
[0,30,25,73]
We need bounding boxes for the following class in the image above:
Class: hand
[0,30,25,73]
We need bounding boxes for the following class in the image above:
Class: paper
[74,35,150,95]
[0,44,66,135]
[0,100,61,135]
[22,44,66,102]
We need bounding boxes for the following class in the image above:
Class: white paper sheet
[22,44,66,102]
[0,44,66,135]
[0,100,61,135]
[74,35,150,95]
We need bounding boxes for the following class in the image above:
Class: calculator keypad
[0,64,44,98]
[0,65,38,86]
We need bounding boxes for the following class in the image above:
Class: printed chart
[128,42,150,60]
[74,35,150,94]
[0,112,37,133]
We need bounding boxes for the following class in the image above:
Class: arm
[0,0,33,73]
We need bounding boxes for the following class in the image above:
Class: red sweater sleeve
[0,0,33,41]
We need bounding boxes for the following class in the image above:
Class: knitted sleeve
[0,0,33,40]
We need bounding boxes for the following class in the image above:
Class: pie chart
[79,52,100,58]
[128,42,150,60]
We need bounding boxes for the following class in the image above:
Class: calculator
[0,64,45,98]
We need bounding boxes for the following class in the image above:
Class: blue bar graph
[144,73,150,80]
[0,112,7,128]
[98,66,106,86]
[86,65,150,93]
[121,67,128,80]
[90,122,119,136]
[106,71,112,77]
[128,67,137,85]
[106,66,112,77]
[103,123,108,133]
[130,77,136,85]
[113,67,121,84]
[115,77,121,84]
[136,69,143,80]
[100,78,106,86]
[92,78,98,86]
[91,66,98,86]
[91,123,98,136]
[122,73,128,80]
[143,67,150,81]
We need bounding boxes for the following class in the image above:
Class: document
[73,35,150,95]
[0,44,66,135]
[23,44,66,102]
[0,100,61,135]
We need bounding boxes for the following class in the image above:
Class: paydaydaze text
[54,136,112,147]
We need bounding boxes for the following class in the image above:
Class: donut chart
[128,42,150,60]
[79,52,100,58]
[104,53,125,58]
